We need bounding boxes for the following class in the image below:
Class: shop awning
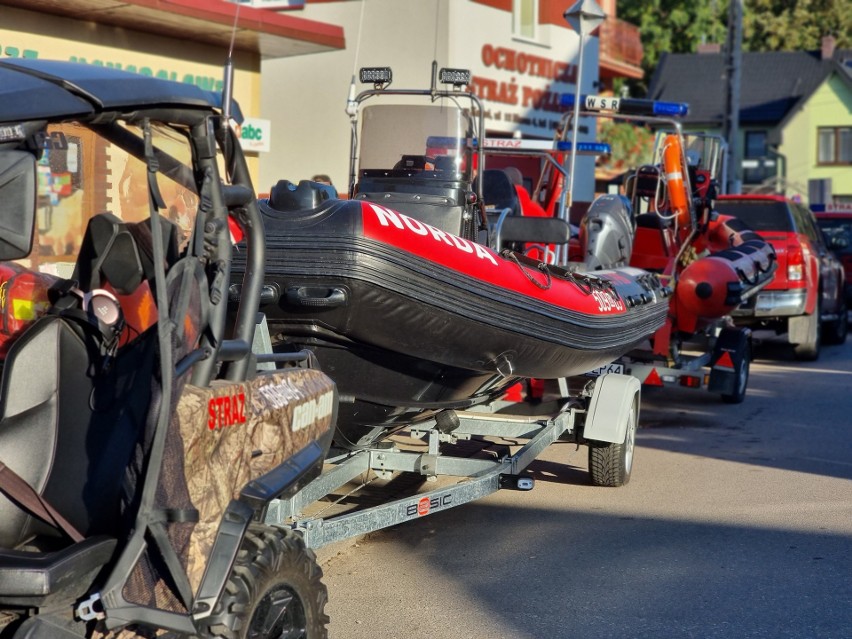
[3,0,346,58]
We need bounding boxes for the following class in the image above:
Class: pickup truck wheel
[201,524,329,639]
[822,301,848,345]
[792,303,821,361]
[588,396,637,487]
[721,340,750,404]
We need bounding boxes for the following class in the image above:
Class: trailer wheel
[588,396,637,487]
[721,340,750,404]
[201,524,329,639]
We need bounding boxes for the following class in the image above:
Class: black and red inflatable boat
[229,66,672,449]
[232,182,670,448]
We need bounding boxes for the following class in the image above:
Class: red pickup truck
[812,205,852,305]
[715,194,847,360]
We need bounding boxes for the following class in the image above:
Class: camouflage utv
[0,60,336,638]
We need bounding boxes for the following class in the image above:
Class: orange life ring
[662,134,690,226]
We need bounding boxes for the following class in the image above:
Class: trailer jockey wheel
[201,525,329,639]
[588,396,637,487]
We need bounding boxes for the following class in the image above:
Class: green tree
[617,0,851,94]
[741,0,850,52]
[617,0,727,93]
[596,119,654,173]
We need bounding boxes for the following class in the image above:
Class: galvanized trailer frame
[265,404,576,548]
[261,361,640,549]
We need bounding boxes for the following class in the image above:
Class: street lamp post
[562,0,605,245]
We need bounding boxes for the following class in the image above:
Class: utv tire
[588,396,637,487]
[721,340,750,404]
[822,302,848,345]
[202,524,329,639]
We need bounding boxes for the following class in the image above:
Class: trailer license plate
[585,363,625,377]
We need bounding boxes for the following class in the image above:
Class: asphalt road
[318,332,852,639]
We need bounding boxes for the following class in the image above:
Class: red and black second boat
[233,180,669,449]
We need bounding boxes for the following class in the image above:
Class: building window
[818,127,851,165]
[513,0,538,40]
[745,131,767,158]
[743,130,768,184]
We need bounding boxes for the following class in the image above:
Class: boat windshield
[358,103,475,181]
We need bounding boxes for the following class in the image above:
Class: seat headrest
[74,213,180,295]
[74,213,143,295]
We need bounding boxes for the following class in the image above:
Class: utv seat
[0,214,158,607]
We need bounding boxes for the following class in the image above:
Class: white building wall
[259,0,599,203]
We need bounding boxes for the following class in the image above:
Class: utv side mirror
[0,150,37,261]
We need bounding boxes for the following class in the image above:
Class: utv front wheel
[202,524,329,639]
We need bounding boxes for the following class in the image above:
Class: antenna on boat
[222,0,242,122]
[563,0,605,216]
[346,0,367,117]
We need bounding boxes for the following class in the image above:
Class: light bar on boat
[554,141,611,155]
[359,67,393,86]
[439,67,471,87]
[560,94,689,117]
[426,136,472,149]
[479,138,611,155]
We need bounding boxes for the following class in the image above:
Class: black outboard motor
[580,194,635,270]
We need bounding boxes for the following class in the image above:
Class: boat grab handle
[286,286,348,308]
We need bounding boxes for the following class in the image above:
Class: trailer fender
[708,326,750,395]
[583,373,641,444]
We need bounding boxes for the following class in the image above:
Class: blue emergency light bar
[474,139,610,155]
[560,94,689,117]
[426,136,472,148]
[555,141,611,155]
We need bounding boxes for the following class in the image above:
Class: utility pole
[723,0,743,194]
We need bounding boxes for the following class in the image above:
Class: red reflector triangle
[715,351,735,369]
[644,368,664,386]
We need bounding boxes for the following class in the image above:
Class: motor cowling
[580,194,635,270]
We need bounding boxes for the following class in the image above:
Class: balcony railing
[599,18,643,68]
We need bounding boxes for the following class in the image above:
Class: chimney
[697,43,722,54]
[822,35,836,60]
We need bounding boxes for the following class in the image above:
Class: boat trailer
[254,318,640,549]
